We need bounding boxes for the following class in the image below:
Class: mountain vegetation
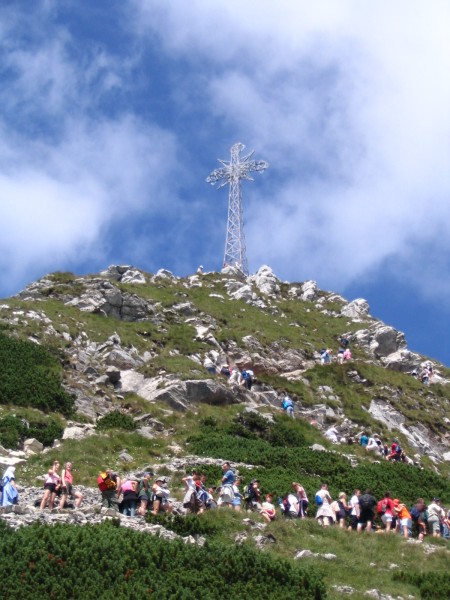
[0,265,449,599]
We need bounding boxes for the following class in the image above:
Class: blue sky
[1,1,450,366]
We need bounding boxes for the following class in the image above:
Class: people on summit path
[1,466,18,507]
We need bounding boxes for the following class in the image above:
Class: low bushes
[0,333,74,416]
[0,521,326,599]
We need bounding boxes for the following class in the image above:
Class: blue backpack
[315,493,323,506]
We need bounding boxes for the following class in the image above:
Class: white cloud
[132,1,450,295]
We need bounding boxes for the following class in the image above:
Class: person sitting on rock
[40,460,61,510]
[342,348,352,361]
[260,493,276,522]
[151,476,173,515]
[366,436,382,455]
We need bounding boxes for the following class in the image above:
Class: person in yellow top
[393,498,412,539]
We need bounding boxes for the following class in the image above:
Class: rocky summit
[1,264,449,471]
[1,264,450,600]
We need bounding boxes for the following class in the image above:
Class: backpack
[244,484,253,502]
[377,499,387,515]
[410,506,421,522]
[359,494,373,510]
[98,472,116,492]
[315,493,323,506]
[395,444,402,454]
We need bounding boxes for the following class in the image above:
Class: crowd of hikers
[2,461,449,542]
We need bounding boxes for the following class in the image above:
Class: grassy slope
[1,270,450,599]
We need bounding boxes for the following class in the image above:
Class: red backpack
[98,472,116,492]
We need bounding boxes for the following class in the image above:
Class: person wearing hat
[151,476,173,515]
[137,471,154,516]
[427,498,445,537]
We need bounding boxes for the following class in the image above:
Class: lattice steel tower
[206,142,268,275]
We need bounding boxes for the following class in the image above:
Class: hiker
[334,492,350,528]
[220,364,231,379]
[228,366,243,386]
[315,484,335,527]
[245,479,262,511]
[151,476,173,515]
[219,462,235,507]
[340,336,349,349]
[40,460,61,510]
[386,439,402,462]
[1,466,18,507]
[366,436,383,455]
[203,356,217,375]
[292,482,309,518]
[260,494,276,522]
[281,395,294,417]
[97,468,120,511]
[59,462,83,510]
[120,478,140,516]
[394,498,414,539]
[320,348,331,365]
[348,489,361,531]
[377,492,395,533]
[409,498,427,541]
[182,470,201,514]
[359,433,369,448]
[232,477,243,512]
[426,498,444,538]
[342,348,352,361]
[337,347,345,364]
[137,472,154,516]
[357,489,377,533]
[420,367,429,385]
[241,369,254,390]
